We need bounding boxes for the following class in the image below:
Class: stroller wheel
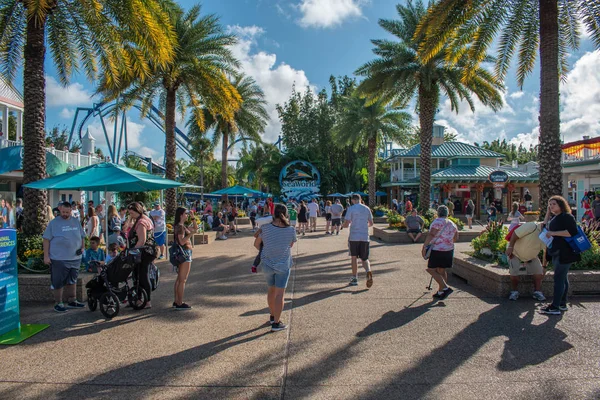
[88,296,98,312]
[99,292,120,319]
[129,288,148,310]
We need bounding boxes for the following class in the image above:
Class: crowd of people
[8,187,590,331]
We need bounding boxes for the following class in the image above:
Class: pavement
[2,222,600,400]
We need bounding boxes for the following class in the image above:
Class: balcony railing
[0,138,103,168]
[391,168,420,182]
[562,152,600,163]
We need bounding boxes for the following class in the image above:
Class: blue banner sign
[0,229,19,336]
[279,160,321,201]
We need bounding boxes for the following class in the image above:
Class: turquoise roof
[387,142,504,160]
[432,166,537,181]
[382,165,538,187]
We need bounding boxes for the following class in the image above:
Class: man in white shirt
[307,199,320,232]
[343,194,374,288]
[149,202,167,259]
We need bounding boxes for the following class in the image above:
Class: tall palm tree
[186,125,214,199]
[415,0,600,213]
[333,95,412,208]
[355,0,504,212]
[114,5,242,217]
[0,0,175,234]
[201,73,270,191]
[236,143,279,191]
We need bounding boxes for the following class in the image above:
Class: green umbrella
[24,162,183,192]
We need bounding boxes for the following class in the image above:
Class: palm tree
[186,126,214,199]
[114,5,242,217]
[333,95,412,208]
[415,0,600,213]
[0,0,175,234]
[355,0,504,212]
[202,73,270,191]
[236,143,280,191]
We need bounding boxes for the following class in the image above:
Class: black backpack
[16,208,24,229]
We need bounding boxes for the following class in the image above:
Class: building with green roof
[383,125,539,218]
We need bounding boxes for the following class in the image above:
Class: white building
[562,135,600,216]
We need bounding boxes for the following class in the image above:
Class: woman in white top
[507,202,524,231]
[85,207,100,238]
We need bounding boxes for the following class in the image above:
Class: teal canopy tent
[24,162,183,192]
[327,193,348,197]
[211,185,263,197]
[375,191,387,197]
[346,191,368,197]
[24,162,184,237]
[0,146,70,176]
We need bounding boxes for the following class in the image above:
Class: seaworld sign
[279,160,321,201]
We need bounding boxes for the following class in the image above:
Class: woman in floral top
[422,205,458,300]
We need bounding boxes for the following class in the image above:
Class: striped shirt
[259,223,297,272]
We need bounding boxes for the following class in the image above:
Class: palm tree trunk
[418,84,436,213]
[22,16,48,235]
[221,130,229,189]
[164,87,177,217]
[538,0,562,217]
[199,158,204,201]
[367,138,377,208]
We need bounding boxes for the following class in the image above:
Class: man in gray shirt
[343,194,374,288]
[330,199,344,235]
[43,202,86,313]
[406,209,425,243]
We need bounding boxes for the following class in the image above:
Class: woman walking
[85,207,100,238]
[254,204,297,332]
[422,205,459,300]
[325,200,332,235]
[465,199,475,229]
[297,201,308,236]
[540,196,580,315]
[173,207,198,310]
[507,202,525,231]
[126,202,157,309]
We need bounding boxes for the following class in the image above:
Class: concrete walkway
[2,223,600,399]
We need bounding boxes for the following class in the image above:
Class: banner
[0,229,19,336]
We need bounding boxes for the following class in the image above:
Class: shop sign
[488,170,509,188]
[279,160,321,201]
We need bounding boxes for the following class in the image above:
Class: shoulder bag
[169,225,188,267]
[423,221,452,260]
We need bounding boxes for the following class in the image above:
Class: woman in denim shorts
[254,204,297,332]
[173,207,198,310]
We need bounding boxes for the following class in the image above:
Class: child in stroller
[86,248,149,319]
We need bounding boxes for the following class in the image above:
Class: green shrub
[17,233,44,261]
[470,221,508,265]
[448,216,464,231]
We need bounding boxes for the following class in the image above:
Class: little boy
[105,243,119,264]
[84,236,105,272]
[289,204,298,232]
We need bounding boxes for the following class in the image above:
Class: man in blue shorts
[149,201,167,259]
[43,202,86,313]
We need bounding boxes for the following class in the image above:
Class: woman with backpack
[539,196,580,315]
[465,199,475,229]
[172,207,198,310]
[254,204,297,332]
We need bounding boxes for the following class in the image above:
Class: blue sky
[40,0,600,163]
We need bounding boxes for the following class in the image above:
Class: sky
[39,0,600,164]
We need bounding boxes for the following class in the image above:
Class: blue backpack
[565,226,592,254]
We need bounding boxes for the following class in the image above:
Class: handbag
[565,225,592,254]
[169,225,188,266]
[424,221,452,260]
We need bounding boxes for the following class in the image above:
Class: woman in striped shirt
[254,204,297,332]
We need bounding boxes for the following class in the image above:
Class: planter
[524,214,539,222]
[374,210,385,217]
[372,226,478,244]
[373,216,388,224]
[236,217,250,225]
[167,233,212,246]
[452,252,600,297]
[18,272,95,303]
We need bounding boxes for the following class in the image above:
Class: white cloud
[437,91,514,143]
[45,76,93,107]
[86,119,148,160]
[59,108,75,119]
[559,50,600,142]
[227,25,315,144]
[508,127,539,149]
[508,91,525,99]
[297,0,366,28]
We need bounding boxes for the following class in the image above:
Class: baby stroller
[86,249,149,319]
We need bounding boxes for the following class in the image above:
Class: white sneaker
[532,291,546,301]
[509,291,519,301]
